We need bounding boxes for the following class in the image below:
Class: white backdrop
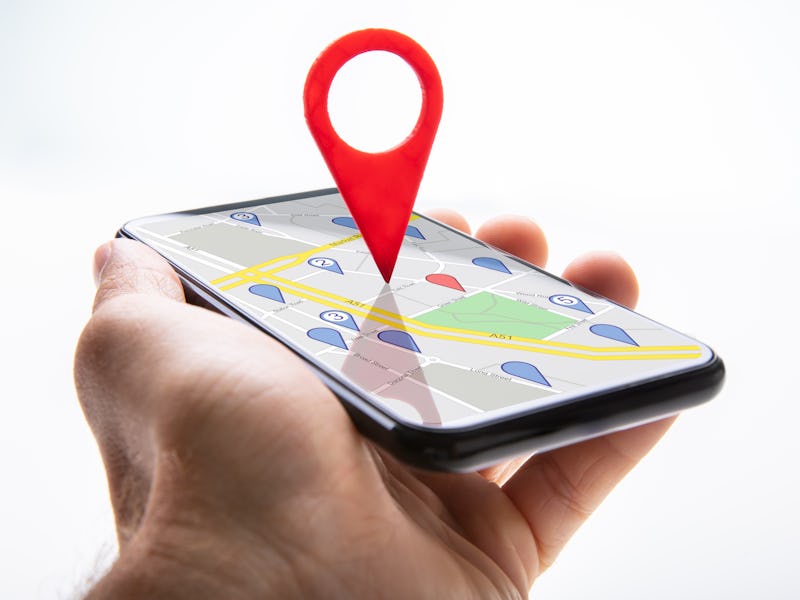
[1,2,797,598]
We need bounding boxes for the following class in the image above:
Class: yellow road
[210,231,703,361]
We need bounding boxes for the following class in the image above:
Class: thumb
[93,238,185,312]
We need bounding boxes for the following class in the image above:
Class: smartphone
[119,188,724,471]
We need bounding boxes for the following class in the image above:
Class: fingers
[500,253,669,573]
[423,211,548,268]
[475,216,548,267]
[93,239,185,313]
[562,251,639,308]
[423,208,471,235]
[502,417,675,573]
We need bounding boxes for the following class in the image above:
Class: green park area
[415,291,575,339]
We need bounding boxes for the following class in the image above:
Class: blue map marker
[377,330,421,353]
[230,212,261,226]
[248,284,285,303]
[590,324,638,346]
[405,225,425,239]
[332,216,358,230]
[549,294,593,314]
[472,256,511,274]
[308,257,343,274]
[307,327,348,350]
[501,361,551,387]
[320,310,359,331]
[332,216,425,240]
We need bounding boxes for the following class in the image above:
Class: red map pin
[304,29,443,282]
[425,273,465,292]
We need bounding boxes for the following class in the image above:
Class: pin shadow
[341,283,441,425]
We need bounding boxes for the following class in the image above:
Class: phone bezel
[119,188,725,471]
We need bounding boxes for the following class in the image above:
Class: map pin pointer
[501,361,551,387]
[308,256,344,274]
[304,29,443,283]
[425,273,465,292]
[307,327,349,350]
[377,329,422,353]
[231,212,261,227]
[549,294,593,314]
[320,310,360,331]
[589,323,639,346]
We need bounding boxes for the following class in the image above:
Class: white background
[1,1,797,598]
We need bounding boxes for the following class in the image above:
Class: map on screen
[125,192,710,427]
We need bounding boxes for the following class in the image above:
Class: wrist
[85,512,308,600]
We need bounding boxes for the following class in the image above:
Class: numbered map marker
[249,284,285,303]
[308,257,343,275]
[320,310,359,331]
[425,273,465,292]
[230,212,261,226]
[304,29,443,283]
[472,257,511,274]
[307,327,348,350]
[377,329,421,353]
[549,294,593,314]
[501,361,551,387]
[590,324,638,346]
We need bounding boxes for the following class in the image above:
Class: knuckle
[80,295,147,358]
[139,264,184,299]
[75,295,161,401]
[93,263,183,312]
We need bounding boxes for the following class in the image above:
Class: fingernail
[93,242,112,287]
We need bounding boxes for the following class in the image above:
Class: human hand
[75,211,672,599]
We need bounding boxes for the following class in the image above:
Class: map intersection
[128,193,708,427]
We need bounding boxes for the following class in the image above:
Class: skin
[75,211,672,599]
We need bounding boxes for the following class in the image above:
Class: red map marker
[304,29,443,282]
[425,273,465,292]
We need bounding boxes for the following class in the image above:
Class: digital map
[128,193,707,426]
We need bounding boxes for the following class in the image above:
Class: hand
[75,211,672,599]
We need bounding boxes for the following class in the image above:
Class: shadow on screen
[341,284,441,425]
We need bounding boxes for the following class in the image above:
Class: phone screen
[124,191,713,429]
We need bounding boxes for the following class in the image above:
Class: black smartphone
[119,188,724,471]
